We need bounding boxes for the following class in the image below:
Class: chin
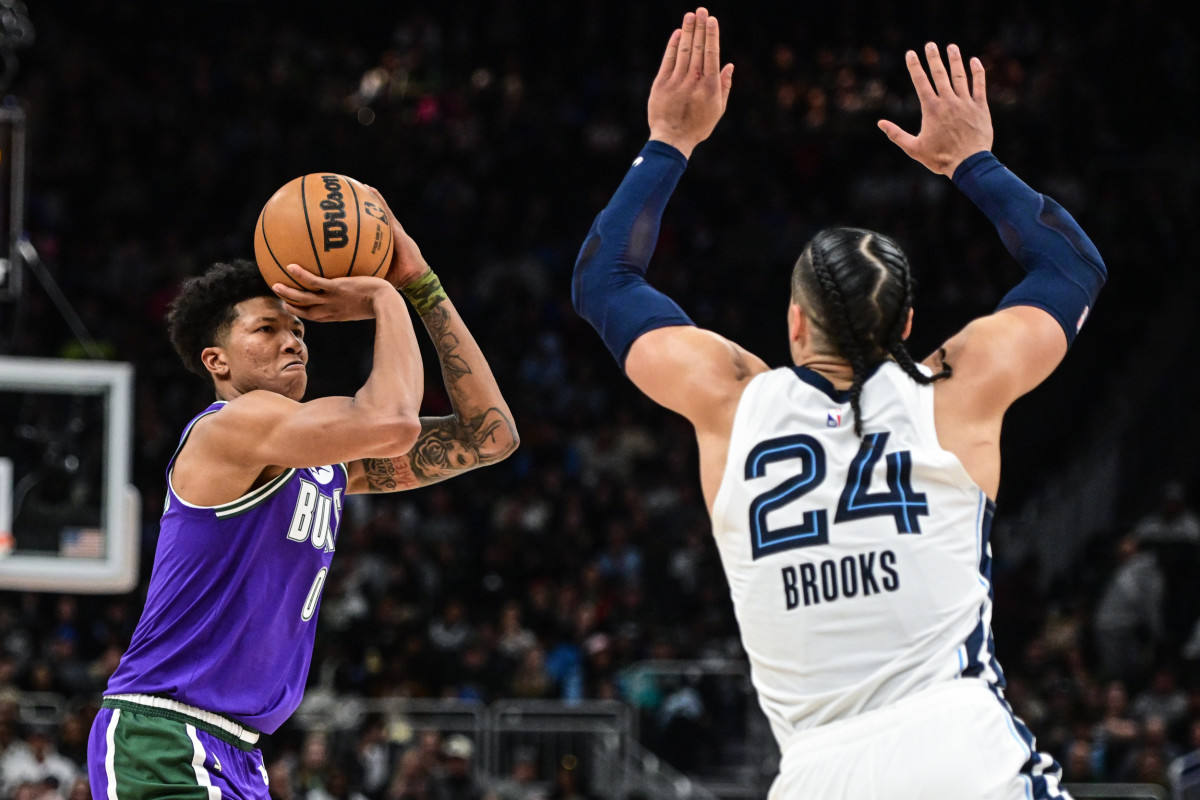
[284,377,308,401]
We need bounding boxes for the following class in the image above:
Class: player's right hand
[271,265,394,322]
[878,43,994,177]
[647,7,734,159]
[363,186,431,291]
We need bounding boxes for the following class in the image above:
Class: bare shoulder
[171,392,300,505]
[926,306,1067,419]
[926,306,1067,498]
[625,326,770,436]
[180,391,297,469]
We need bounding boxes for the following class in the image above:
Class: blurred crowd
[1,0,1198,798]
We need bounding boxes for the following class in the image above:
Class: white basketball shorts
[768,678,1070,800]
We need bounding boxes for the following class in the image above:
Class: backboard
[0,356,139,592]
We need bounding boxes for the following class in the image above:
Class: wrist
[647,132,695,160]
[393,264,432,291]
[399,268,447,316]
[950,150,996,184]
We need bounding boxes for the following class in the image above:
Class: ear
[788,302,807,343]
[902,308,914,340]
[200,346,229,379]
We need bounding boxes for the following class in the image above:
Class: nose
[282,331,304,354]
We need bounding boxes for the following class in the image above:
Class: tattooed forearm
[361,456,419,492]
[361,408,518,492]
[409,408,517,481]
[435,331,472,379]
[421,303,473,382]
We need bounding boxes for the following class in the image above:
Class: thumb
[877,119,918,151]
[720,63,734,104]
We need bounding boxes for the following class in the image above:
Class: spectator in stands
[268,756,299,800]
[1134,482,1200,545]
[496,602,537,662]
[296,731,335,800]
[387,749,434,800]
[487,747,548,800]
[1064,738,1097,782]
[1093,534,1164,683]
[1118,715,1181,781]
[431,735,483,800]
[1131,665,1188,730]
[429,599,473,656]
[1092,681,1142,779]
[1135,482,1200,643]
[311,766,368,800]
[355,715,395,800]
[595,525,643,590]
[0,726,78,799]
[546,757,595,800]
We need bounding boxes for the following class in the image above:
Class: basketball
[253,173,394,290]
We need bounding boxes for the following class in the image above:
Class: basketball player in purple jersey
[87,192,517,800]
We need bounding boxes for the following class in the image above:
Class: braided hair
[791,228,951,436]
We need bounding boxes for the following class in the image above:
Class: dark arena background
[0,1,1197,798]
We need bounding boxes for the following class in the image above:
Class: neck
[795,356,856,388]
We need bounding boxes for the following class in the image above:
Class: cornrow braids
[793,228,952,437]
[808,242,873,436]
[881,240,952,386]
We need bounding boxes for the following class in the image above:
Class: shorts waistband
[103,693,261,749]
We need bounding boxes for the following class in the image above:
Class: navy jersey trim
[986,683,1068,798]
[790,362,885,403]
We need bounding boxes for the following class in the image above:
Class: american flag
[60,527,105,559]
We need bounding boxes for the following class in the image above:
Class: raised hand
[878,43,993,177]
[362,187,431,290]
[647,7,734,159]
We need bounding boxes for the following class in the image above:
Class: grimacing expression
[215,296,309,400]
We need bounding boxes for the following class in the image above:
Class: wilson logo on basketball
[319,176,349,251]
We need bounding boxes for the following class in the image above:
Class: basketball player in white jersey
[572,9,1105,799]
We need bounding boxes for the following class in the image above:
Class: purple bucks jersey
[106,401,347,733]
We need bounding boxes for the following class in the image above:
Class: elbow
[378,412,422,456]
[503,424,521,460]
[572,227,603,319]
[486,415,521,466]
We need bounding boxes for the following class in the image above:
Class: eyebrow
[251,315,305,331]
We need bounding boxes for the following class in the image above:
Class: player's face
[220,296,309,400]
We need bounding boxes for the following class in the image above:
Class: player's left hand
[271,265,395,322]
[877,43,993,177]
[647,7,734,159]
[364,186,431,290]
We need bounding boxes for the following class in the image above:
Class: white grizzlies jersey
[712,361,1000,748]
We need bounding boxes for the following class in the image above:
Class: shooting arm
[347,272,518,493]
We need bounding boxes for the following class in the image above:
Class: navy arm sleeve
[952,151,1107,346]
[571,141,695,368]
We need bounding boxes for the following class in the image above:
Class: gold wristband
[399,269,446,316]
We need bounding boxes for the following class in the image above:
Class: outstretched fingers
[703,15,720,77]
[673,11,696,80]
[657,28,682,82]
[688,7,709,76]
[946,44,970,97]
[904,49,936,105]
[923,42,953,96]
[970,56,988,106]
